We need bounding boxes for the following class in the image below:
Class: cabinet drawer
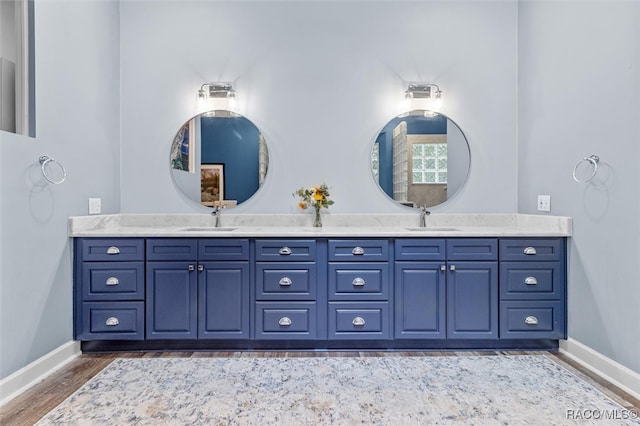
[500,301,565,339]
[199,239,249,261]
[255,240,316,261]
[328,240,389,261]
[79,302,144,340]
[328,302,390,339]
[256,262,317,300]
[447,238,498,261]
[255,302,317,339]
[147,239,197,261]
[81,262,144,300]
[499,239,564,262]
[328,263,390,300]
[79,238,144,261]
[500,262,564,300]
[395,239,446,261]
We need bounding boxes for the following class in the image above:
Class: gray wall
[0,0,120,380]
[518,1,640,372]
[119,0,518,214]
[2,0,638,382]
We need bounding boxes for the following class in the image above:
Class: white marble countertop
[68,213,572,237]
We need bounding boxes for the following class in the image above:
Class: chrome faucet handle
[211,205,222,227]
[419,205,431,227]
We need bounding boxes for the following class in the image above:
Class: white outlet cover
[537,195,551,212]
[89,198,101,214]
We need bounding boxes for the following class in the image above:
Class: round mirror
[371,110,470,208]
[170,110,269,208]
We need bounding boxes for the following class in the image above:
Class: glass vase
[313,206,322,228]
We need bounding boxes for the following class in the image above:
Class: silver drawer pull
[352,277,365,287]
[105,317,120,326]
[352,246,365,255]
[523,246,537,255]
[278,317,292,326]
[352,317,366,326]
[524,276,538,285]
[279,247,292,255]
[107,246,120,255]
[279,277,292,286]
[525,316,539,325]
[105,277,119,286]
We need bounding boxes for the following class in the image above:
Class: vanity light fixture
[197,82,237,112]
[405,83,444,113]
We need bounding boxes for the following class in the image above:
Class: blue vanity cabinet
[394,239,498,340]
[146,239,250,340]
[394,239,447,339]
[446,239,499,339]
[146,239,198,339]
[499,238,566,339]
[328,239,392,340]
[254,239,321,340]
[74,238,145,340]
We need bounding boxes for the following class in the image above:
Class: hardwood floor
[1,351,638,425]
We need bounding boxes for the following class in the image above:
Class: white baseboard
[560,338,640,401]
[0,341,81,407]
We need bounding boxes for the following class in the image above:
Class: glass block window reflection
[412,143,447,184]
[371,143,380,180]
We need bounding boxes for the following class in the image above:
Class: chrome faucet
[419,205,431,227]
[211,206,221,227]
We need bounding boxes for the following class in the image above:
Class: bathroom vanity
[70,213,571,352]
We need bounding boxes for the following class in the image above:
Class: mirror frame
[170,109,269,209]
[370,109,470,209]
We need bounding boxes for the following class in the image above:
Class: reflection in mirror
[371,110,470,208]
[170,110,269,208]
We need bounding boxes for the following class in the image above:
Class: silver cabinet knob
[105,277,119,286]
[279,247,292,255]
[450,265,456,271]
[352,246,365,255]
[105,317,120,326]
[279,277,292,286]
[524,276,538,285]
[523,246,537,255]
[188,265,195,271]
[525,316,539,325]
[352,317,366,326]
[352,277,365,287]
[440,265,446,271]
[278,317,292,326]
[107,246,120,255]
[198,265,204,271]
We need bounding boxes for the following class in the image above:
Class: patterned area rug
[36,354,638,425]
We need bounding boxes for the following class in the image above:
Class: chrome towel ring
[572,154,599,183]
[39,155,67,184]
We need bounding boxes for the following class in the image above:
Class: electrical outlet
[537,195,551,212]
[88,198,101,215]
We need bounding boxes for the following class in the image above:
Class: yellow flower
[293,183,334,211]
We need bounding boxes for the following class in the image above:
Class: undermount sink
[404,227,462,232]
[179,227,238,232]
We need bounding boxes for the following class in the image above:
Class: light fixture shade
[405,83,444,112]
[197,83,238,112]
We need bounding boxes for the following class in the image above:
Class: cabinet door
[394,262,446,339]
[447,261,498,339]
[198,261,250,339]
[146,261,197,339]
